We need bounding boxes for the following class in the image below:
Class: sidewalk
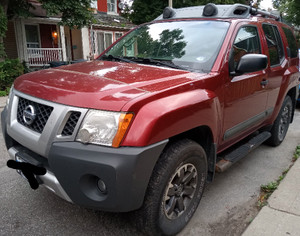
[242,157,300,236]
[0,96,7,108]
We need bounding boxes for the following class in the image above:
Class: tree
[273,0,300,26]
[0,6,8,59]
[0,0,95,61]
[3,0,95,28]
[128,0,252,25]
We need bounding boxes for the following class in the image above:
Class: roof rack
[155,3,281,21]
[250,7,280,20]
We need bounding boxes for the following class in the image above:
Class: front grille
[61,112,81,136]
[17,97,54,133]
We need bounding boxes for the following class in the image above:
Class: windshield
[102,21,230,73]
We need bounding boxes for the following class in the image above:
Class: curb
[242,156,300,235]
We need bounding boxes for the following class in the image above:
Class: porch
[4,18,71,68]
[27,48,63,67]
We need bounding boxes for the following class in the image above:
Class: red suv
[2,3,300,235]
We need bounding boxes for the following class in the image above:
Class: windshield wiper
[133,57,188,71]
[101,54,136,64]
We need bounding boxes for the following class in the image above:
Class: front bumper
[2,107,168,212]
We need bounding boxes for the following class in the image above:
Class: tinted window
[282,27,298,58]
[262,24,284,66]
[232,26,261,68]
[104,21,230,73]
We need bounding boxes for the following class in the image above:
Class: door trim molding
[224,108,274,141]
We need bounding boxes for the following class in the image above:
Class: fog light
[97,179,107,194]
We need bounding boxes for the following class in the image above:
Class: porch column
[59,25,67,61]
[81,27,90,60]
[14,18,27,63]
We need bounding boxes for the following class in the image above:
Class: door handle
[260,79,269,86]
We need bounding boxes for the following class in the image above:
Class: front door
[222,24,269,146]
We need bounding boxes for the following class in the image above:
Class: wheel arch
[168,125,216,182]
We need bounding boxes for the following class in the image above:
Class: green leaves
[5,0,95,28]
[37,0,95,28]
[0,58,24,92]
[0,6,7,38]
[258,145,300,208]
[272,0,300,26]
[0,5,8,59]
[293,146,300,161]
[7,0,33,19]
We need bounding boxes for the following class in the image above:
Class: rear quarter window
[282,27,298,58]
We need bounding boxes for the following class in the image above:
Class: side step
[216,131,271,172]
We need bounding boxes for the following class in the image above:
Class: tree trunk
[0,0,8,13]
[0,0,9,62]
[0,36,4,62]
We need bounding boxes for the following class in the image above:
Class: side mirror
[231,54,268,76]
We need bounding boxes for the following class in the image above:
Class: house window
[96,31,113,54]
[107,0,117,13]
[115,32,123,41]
[90,0,97,9]
[25,25,40,48]
[105,33,113,49]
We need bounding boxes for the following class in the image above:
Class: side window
[282,27,298,58]
[262,24,284,66]
[232,26,261,69]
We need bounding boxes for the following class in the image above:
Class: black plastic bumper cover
[48,140,168,212]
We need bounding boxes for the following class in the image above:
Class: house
[3,0,134,68]
[90,0,134,59]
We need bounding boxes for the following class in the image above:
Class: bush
[0,59,24,94]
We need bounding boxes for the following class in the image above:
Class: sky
[259,0,274,10]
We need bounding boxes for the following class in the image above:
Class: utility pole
[169,0,173,8]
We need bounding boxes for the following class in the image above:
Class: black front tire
[135,139,207,236]
[267,96,293,146]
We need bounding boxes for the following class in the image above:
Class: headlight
[6,85,14,107]
[76,110,133,147]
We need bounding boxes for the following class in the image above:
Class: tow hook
[7,160,46,190]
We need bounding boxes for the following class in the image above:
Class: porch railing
[27,48,63,67]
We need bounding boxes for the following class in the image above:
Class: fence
[27,48,63,67]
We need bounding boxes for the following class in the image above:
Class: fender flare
[122,89,222,147]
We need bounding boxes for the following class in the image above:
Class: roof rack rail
[155,3,281,21]
[250,7,280,21]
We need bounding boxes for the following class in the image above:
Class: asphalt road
[1,107,299,236]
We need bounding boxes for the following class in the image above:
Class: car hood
[14,60,201,111]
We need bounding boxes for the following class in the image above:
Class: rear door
[261,23,287,111]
